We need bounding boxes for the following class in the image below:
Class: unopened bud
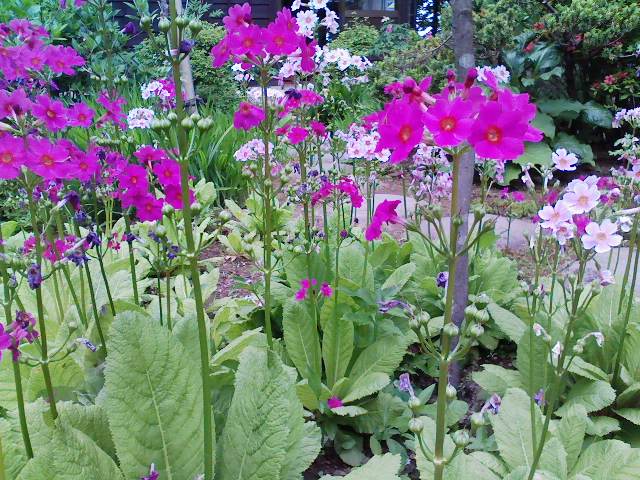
[470,324,484,338]
[446,384,457,401]
[443,323,459,338]
[452,429,470,447]
[158,18,171,33]
[409,417,424,434]
[408,396,421,411]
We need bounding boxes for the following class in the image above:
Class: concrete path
[356,193,639,293]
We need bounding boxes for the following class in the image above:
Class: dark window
[346,0,396,11]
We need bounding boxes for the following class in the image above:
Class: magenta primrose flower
[0,134,25,179]
[233,102,265,130]
[32,94,68,131]
[365,199,403,241]
[376,99,425,164]
[422,96,474,147]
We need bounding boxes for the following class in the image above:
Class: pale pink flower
[538,201,572,231]
[552,148,578,171]
[563,181,600,214]
[581,220,622,253]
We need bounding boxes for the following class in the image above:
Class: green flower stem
[527,266,587,480]
[168,3,213,477]
[96,244,116,317]
[527,228,544,454]
[53,212,88,328]
[401,172,409,241]
[123,212,140,306]
[70,221,107,353]
[0,228,33,458]
[26,191,58,419]
[260,81,274,349]
[612,222,640,386]
[433,154,463,480]
[166,271,172,331]
[617,215,639,314]
[157,273,164,326]
[93,187,116,317]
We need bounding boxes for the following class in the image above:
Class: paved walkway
[356,193,639,293]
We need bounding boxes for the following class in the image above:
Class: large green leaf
[490,388,565,475]
[323,307,354,388]
[381,263,416,296]
[571,439,640,479]
[17,421,122,480]
[532,112,556,139]
[487,303,526,342]
[320,454,402,479]
[58,403,116,459]
[472,365,522,396]
[516,330,550,396]
[104,312,204,480]
[537,99,584,120]
[345,335,409,399]
[556,405,587,471]
[580,101,613,128]
[556,380,615,416]
[283,300,321,379]
[514,142,553,167]
[219,347,320,480]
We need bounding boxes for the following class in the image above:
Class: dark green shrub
[330,20,380,57]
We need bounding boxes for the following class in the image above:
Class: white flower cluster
[246,87,286,106]
[476,65,511,85]
[126,108,154,129]
[335,124,390,162]
[293,1,339,37]
[612,107,640,128]
[234,139,274,162]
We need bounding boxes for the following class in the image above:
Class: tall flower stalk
[26,187,58,419]
[167,2,213,478]
[0,227,33,458]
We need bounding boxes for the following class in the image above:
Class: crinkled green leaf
[472,364,522,396]
[556,405,587,471]
[487,303,526,342]
[283,300,321,379]
[17,421,122,480]
[571,439,640,479]
[104,312,204,480]
[556,380,615,416]
[323,308,354,388]
[321,454,402,479]
[219,347,320,480]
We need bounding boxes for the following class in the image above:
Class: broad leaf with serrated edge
[219,347,320,480]
[321,453,402,479]
[283,300,321,379]
[104,312,203,480]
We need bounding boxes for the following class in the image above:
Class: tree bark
[448,0,475,387]
[175,0,197,113]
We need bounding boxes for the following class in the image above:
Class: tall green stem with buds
[433,154,463,480]
[167,3,213,478]
[26,190,58,419]
[0,227,33,458]
[260,80,274,348]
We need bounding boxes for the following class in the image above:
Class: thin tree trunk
[448,0,475,387]
[175,0,197,114]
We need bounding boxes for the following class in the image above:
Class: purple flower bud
[534,389,545,407]
[327,396,343,409]
[76,337,97,352]
[27,264,42,289]
[85,231,101,249]
[436,271,448,288]
[179,39,195,54]
[67,248,89,266]
[396,373,415,397]
[122,21,140,36]
[167,245,180,260]
[124,232,137,244]
[141,464,159,480]
[74,210,90,226]
[65,191,81,211]
[340,229,348,239]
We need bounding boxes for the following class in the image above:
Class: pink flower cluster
[295,278,332,301]
[0,20,84,81]
[537,176,623,252]
[211,4,316,73]
[0,311,39,362]
[116,146,194,222]
[373,71,542,163]
[311,177,364,208]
